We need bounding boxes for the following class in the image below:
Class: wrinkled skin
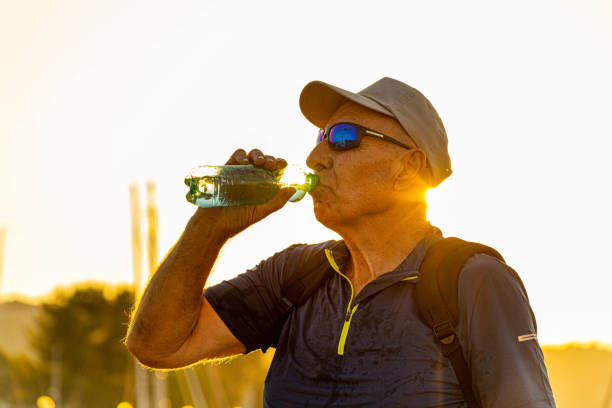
[306,101,431,293]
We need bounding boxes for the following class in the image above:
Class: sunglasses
[316,122,414,151]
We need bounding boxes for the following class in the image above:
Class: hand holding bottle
[226,147,288,170]
[188,148,299,239]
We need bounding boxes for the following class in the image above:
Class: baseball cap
[299,77,452,187]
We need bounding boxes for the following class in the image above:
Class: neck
[337,202,430,293]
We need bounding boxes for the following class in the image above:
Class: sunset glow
[1,0,611,350]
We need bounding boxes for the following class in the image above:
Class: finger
[275,158,288,170]
[248,149,265,166]
[263,155,276,170]
[262,187,295,215]
[253,187,295,219]
[226,149,249,165]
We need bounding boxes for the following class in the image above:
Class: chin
[313,201,333,225]
[312,201,345,230]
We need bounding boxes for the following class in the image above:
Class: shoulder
[456,252,536,338]
[248,239,339,285]
[266,240,338,270]
[206,240,337,300]
[275,240,338,264]
[458,253,528,304]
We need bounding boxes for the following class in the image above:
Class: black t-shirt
[205,226,556,407]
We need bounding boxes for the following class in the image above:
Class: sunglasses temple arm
[383,135,413,151]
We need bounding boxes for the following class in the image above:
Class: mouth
[309,183,330,200]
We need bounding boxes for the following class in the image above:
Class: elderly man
[126,78,556,407]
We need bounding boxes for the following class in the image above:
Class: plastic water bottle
[184,164,319,208]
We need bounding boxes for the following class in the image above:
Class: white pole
[145,181,168,408]
[184,368,208,408]
[129,183,150,408]
[202,365,232,408]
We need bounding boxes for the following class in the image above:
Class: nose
[306,140,333,172]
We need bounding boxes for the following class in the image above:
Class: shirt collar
[326,224,444,303]
[391,224,444,276]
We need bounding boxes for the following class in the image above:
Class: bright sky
[1,0,611,345]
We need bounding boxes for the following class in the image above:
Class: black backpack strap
[279,240,348,313]
[416,237,505,408]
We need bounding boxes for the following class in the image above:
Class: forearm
[127,208,229,360]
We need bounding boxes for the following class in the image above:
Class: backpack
[278,237,536,408]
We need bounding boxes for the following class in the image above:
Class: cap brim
[299,80,394,128]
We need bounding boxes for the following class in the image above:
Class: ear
[393,149,427,191]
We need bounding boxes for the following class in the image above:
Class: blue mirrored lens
[329,124,357,149]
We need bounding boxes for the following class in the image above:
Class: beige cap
[299,77,452,187]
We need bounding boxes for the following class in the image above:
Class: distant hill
[1,300,611,407]
[0,300,40,359]
[542,343,612,408]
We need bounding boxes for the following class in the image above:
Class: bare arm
[126,149,294,369]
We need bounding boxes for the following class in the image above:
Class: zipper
[338,303,359,355]
[324,249,359,356]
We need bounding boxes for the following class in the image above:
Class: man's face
[306,101,418,229]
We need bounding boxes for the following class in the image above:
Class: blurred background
[1,0,611,407]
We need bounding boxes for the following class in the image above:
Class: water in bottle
[184,164,319,208]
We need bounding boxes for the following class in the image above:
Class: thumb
[254,187,296,217]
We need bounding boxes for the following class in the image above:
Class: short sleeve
[204,241,334,354]
[457,254,556,408]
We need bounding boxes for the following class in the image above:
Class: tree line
[0,283,270,407]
